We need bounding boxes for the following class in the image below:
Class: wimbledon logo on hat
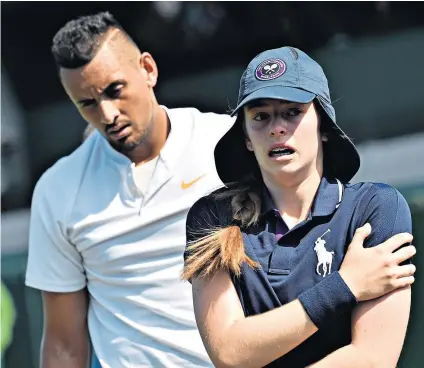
[255,58,286,81]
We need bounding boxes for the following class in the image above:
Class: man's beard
[111,138,139,153]
[109,125,151,154]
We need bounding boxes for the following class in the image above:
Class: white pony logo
[314,229,334,277]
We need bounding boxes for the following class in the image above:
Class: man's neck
[263,170,322,229]
[128,106,170,166]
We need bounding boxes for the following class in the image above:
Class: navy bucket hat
[214,46,360,184]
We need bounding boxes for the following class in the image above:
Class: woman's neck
[263,170,322,229]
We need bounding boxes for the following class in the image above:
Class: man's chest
[69,202,186,277]
[67,174,222,281]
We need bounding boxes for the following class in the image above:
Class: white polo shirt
[25,107,234,368]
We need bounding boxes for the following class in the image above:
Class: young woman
[182,47,416,367]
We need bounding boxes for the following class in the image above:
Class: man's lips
[106,124,131,139]
[106,123,130,134]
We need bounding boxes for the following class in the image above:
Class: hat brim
[215,95,361,185]
[230,85,316,116]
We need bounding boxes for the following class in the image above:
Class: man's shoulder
[34,134,100,200]
[166,106,235,130]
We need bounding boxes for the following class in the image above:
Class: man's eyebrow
[77,97,96,105]
[102,80,126,94]
[76,80,126,104]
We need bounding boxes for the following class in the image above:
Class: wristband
[298,271,357,329]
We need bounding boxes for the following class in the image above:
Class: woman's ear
[322,134,329,142]
[245,138,254,151]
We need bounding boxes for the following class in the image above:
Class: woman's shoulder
[346,181,406,202]
[187,185,236,229]
[189,186,236,216]
[345,182,412,246]
[345,181,410,220]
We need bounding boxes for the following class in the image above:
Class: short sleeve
[186,196,220,247]
[25,179,87,292]
[360,184,412,248]
[184,192,232,260]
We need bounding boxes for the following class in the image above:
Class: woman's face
[243,99,327,184]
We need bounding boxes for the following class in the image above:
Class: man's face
[60,37,158,154]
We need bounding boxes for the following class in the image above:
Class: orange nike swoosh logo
[181,174,206,190]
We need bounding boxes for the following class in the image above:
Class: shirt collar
[260,176,342,218]
[159,105,192,173]
[100,105,191,172]
[261,185,278,216]
[311,177,342,217]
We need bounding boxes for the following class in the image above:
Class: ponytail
[182,178,262,281]
[181,225,258,281]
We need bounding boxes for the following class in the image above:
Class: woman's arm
[193,269,317,368]
[191,226,415,368]
[308,184,414,367]
[307,287,411,368]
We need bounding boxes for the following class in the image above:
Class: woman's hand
[339,223,416,302]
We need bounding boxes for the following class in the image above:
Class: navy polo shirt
[185,177,412,367]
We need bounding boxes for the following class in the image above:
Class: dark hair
[314,101,338,181]
[51,11,127,69]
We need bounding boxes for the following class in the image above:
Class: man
[25,12,232,368]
